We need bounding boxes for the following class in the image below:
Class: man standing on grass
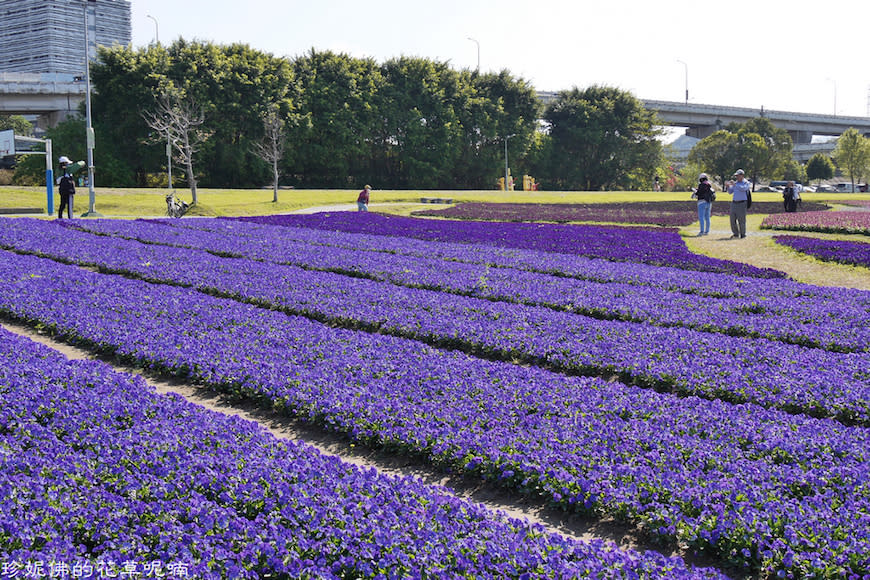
[726,169,751,239]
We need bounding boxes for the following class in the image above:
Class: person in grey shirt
[726,169,752,238]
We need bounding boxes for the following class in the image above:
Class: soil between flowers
[0,318,731,574]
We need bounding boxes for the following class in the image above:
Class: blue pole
[45,138,53,216]
[46,169,54,216]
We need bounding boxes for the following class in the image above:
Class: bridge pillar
[789,130,812,145]
[685,124,722,140]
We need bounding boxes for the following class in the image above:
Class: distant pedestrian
[726,169,751,239]
[783,181,798,212]
[653,175,662,192]
[691,173,715,236]
[357,185,371,212]
[56,156,75,219]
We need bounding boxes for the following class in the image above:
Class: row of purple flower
[64,216,782,296]
[240,213,786,278]
[2,328,711,578]
[773,235,870,269]
[61,217,870,353]
[2,218,867,424]
[0,249,867,576]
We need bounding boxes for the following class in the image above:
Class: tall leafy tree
[289,49,381,188]
[540,86,662,190]
[687,130,740,188]
[375,56,465,189]
[454,70,539,190]
[833,127,870,190]
[735,132,767,191]
[805,152,834,185]
[0,115,33,136]
[91,44,172,185]
[735,117,793,186]
[92,40,296,188]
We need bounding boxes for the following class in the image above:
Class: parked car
[815,184,838,193]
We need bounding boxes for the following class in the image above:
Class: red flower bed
[761,210,870,235]
[414,201,830,227]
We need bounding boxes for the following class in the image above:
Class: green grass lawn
[2,185,868,218]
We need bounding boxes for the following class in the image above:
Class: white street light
[82,0,100,216]
[467,37,480,72]
[147,14,159,45]
[826,77,838,115]
[504,134,515,192]
[676,59,688,104]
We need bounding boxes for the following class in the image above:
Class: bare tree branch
[251,103,286,202]
[142,89,211,205]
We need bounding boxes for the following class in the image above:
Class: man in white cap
[726,169,751,238]
[56,156,75,219]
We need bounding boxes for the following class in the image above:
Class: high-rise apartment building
[0,0,131,75]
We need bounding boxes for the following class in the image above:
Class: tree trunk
[272,159,279,203]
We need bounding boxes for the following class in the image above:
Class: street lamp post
[146,14,159,45]
[166,130,172,190]
[504,134,515,192]
[676,59,688,104]
[82,0,100,217]
[467,37,480,72]
[826,77,837,115]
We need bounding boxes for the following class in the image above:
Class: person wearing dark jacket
[56,156,75,219]
[783,181,798,212]
[692,173,715,236]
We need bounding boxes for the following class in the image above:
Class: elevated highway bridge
[0,73,86,129]
[537,91,870,147]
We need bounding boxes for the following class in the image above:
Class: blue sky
[131,0,870,118]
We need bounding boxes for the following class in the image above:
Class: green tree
[541,86,663,190]
[736,117,793,185]
[832,128,870,190]
[453,70,539,190]
[805,152,834,185]
[92,40,296,188]
[735,132,767,191]
[687,130,740,188]
[0,115,33,136]
[782,159,807,184]
[375,56,467,188]
[289,49,382,188]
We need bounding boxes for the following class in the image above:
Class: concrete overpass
[537,91,870,145]
[642,99,870,144]
[0,73,86,129]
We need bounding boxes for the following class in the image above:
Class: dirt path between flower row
[0,320,731,574]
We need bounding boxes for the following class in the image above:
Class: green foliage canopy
[538,86,663,191]
[805,152,835,184]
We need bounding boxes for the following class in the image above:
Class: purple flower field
[240,212,786,278]
[3,218,868,423]
[773,234,870,268]
[48,218,870,354]
[0,215,869,577]
[2,328,716,578]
